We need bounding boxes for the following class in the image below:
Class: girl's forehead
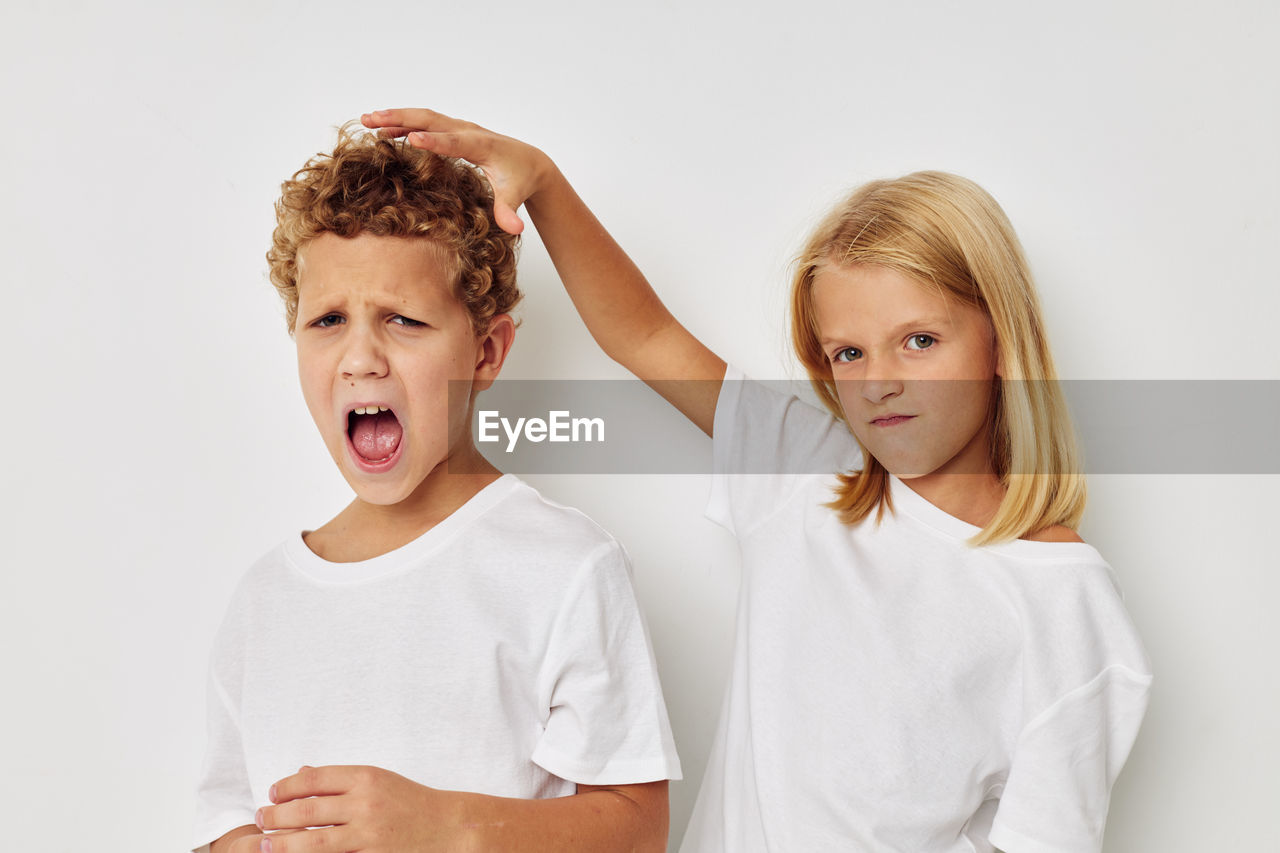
[812,263,991,343]
[814,264,951,319]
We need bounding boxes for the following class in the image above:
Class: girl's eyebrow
[820,316,952,348]
[889,316,951,336]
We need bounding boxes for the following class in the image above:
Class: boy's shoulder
[233,475,627,597]
[474,476,630,576]
[483,475,620,547]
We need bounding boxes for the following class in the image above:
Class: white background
[2,1,1277,850]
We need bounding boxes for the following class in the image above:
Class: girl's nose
[859,362,903,403]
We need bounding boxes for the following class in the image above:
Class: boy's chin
[336,461,432,508]
[343,479,422,507]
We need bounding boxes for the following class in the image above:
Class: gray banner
[450,379,1280,474]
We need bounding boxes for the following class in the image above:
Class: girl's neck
[898,471,1005,529]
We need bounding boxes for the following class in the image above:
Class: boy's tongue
[351,411,402,461]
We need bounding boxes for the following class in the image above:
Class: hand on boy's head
[362,108,551,237]
[256,764,452,852]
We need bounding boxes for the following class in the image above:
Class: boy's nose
[339,329,389,379]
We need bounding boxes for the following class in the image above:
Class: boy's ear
[472,313,516,392]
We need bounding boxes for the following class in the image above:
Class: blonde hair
[267,123,520,335]
[789,171,1085,544]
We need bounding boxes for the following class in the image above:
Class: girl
[362,109,1152,853]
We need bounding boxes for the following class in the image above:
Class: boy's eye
[390,314,425,328]
[832,347,861,363]
[313,314,344,328]
[906,334,935,351]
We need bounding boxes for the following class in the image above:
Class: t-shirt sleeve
[531,540,682,786]
[990,556,1152,853]
[707,364,861,535]
[192,617,257,851]
[988,664,1151,853]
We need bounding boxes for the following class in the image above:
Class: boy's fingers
[261,827,340,853]
[270,765,355,803]
[258,797,343,831]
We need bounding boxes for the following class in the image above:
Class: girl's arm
[363,109,726,437]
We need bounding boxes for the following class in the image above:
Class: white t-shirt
[194,474,681,851]
[681,368,1151,853]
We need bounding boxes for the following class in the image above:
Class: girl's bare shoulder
[1024,524,1086,544]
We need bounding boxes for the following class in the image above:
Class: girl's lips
[871,415,916,427]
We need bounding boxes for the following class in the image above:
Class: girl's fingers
[361,108,469,132]
[359,108,532,235]
[406,129,480,158]
[492,201,526,236]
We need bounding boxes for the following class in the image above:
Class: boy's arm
[255,765,667,853]
[208,825,260,853]
[363,108,726,437]
[209,825,310,853]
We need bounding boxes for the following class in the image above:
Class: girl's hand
[368,105,726,434]
[362,108,553,236]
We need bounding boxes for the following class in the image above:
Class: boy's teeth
[352,406,391,415]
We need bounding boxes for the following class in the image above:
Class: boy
[193,126,680,853]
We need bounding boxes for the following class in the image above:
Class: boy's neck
[304,449,505,564]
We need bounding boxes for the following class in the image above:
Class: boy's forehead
[296,233,458,302]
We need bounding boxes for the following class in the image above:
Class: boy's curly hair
[267,124,520,334]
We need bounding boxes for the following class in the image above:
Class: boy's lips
[346,404,405,471]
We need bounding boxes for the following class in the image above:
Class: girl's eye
[391,315,425,328]
[313,314,344,328]
[906,334,935,351]
[832,347,861,363]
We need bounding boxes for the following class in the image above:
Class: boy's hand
[211,827,303,853]
[362,108,553,236]
[255,765,462,852]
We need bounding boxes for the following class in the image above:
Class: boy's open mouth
[347,406,403,463]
